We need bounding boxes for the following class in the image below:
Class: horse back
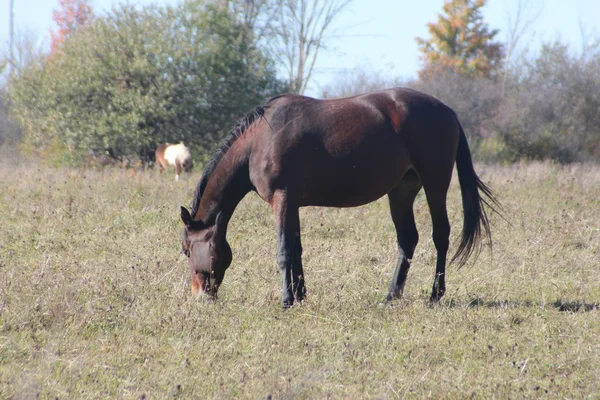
[249,89,460,207]
[249,91,410,205]
[258,88,456,157]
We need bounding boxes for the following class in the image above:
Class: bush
[6,1,286,166]
[497,42,600,163]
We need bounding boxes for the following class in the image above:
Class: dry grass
[1,160,599,399]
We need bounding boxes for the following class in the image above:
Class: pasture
[1,160,599,398]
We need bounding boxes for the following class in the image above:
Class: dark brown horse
[180,88,500,308]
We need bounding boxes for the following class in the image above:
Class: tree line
[1,0,599,165]
[322,0,600,163]
[0,0,349,166]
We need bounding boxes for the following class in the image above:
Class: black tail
[452,122,502,267]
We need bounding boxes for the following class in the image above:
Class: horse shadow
[440,297,599,312]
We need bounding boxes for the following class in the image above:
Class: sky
[1,0,599,96]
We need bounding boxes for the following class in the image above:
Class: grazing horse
[156,142,193,181]
[180,88,501,308]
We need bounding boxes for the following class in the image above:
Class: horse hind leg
[386,169,422,301]
[420,175,452,303]
[410,111,458,302]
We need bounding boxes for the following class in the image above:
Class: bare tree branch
[578,17,600,63]
[273,0,352,94]
[501,0,542,94]
[213,0,352,94]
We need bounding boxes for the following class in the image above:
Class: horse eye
[184,249,190,257]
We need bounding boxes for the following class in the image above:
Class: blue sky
[1,0,599,96]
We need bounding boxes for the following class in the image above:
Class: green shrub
[7,1,286,166]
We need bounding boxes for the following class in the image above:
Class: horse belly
[300,139,411,207]
[163,147,178,165]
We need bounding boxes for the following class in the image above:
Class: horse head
[180,206,232,299]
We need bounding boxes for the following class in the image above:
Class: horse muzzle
[191,271,219,299]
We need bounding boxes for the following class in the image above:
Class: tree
[222,0,352,94]
[50,0,94,54]
[227,0,276,36]
[0,28,44,80]
[501,0,541,96]
[271,0,352,94]
[416,0,504,79]
[496,41,600,163]
[7,1,286,165]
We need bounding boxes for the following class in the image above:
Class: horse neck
[196,141,252,227]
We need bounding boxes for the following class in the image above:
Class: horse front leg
[175,162,182,181]
[292,231,306,303]
[272,190,302,309]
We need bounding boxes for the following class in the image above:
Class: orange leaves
[416,0,504,79]
[50,0,94,54]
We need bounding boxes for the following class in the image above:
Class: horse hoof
[386,290,403,302]
[282,299,294,310]
[429,293,444,304]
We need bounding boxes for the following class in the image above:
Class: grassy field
[1,160,599,399]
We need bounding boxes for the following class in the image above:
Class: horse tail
[452,120,501,267]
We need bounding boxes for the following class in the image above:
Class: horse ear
[181,206,193,227]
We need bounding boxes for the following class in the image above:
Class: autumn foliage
[416,0,503,79]
[50,0,94,54]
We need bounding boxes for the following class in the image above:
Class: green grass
[1,161,599,399]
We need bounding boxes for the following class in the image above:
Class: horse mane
[190,105,267,219]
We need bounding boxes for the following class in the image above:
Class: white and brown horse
[155,142,193,181]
